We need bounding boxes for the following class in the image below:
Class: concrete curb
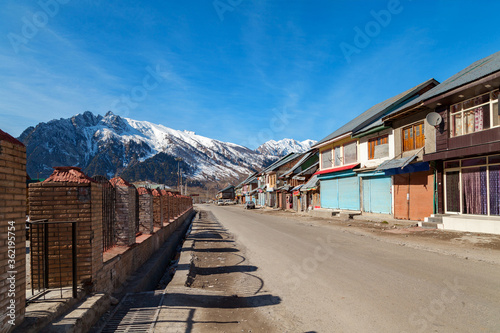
[41,293,110,333]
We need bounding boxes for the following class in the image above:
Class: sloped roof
[219,185,235,193]
[262,153,302,173]
[314,78,439,146]
[0,129,24,147]
[281,150,317,178]
[110,177,133,187]
[301,174,319,191]
[385,51,500,119]
[137,187,152,195]
[44,167,95,184]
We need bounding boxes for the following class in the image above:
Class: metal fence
[93,175,116,251]
[26,219,77,302]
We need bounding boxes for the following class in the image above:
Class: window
[334,146,342,166]
[343,141,357,164]
[368,135,388,159]
[450,90,499,137]
[321,149,332,169]
[321,142,358,169]
[444,155,500,215]
[402,122,424,152]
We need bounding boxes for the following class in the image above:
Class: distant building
[217,185,235,200]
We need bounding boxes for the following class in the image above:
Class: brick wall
[93,207,194,294]
[113,186,137,246]
[0,131,27,331]
[152,189,163,228]
[160,190,169,225]
[29,170,103,289]
[137,188,153,234]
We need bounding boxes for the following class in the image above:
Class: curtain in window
[490,165,500,215]
[462,167,487,214]
[446,171,460,212]
[474,107,483,131]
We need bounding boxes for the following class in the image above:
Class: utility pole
[175,157,182,193]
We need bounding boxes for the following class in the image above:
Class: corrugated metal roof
[385,51,500,118]
[262,152,302,173]
[301,174,319,191]
[375,155,417,171]
[0,129,24,147]
[295,161,319,176]
[44,167,95,184]
[281,151,315,178]
[315,78,438,146]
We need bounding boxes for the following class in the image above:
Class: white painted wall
[358,129,394,169]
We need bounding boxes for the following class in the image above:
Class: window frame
[320,148,333,170]
[368,135,389,160]
[450,90,499,138]
[402,122,425,152]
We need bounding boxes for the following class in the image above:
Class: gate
[27,219,78,302]
[93,175,116,251]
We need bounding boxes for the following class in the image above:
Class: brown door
[394,174,410,219]
[393,171,434,221]
[408,170,434,221]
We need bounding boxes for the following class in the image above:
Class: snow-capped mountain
[256,138,317,157]
[19,111,277,183]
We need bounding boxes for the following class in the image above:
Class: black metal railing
[26,219,77,302]
[93,175,116,251]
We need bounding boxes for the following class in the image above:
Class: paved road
[201,204,500,333]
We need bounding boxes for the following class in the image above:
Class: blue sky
[1,0,500,148]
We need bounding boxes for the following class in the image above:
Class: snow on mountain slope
[256,138,317,157]
[19,111,275,182]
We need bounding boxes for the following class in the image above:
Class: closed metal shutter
[321,179,339,209]
[362,176,392,214]
[338,176,360,210]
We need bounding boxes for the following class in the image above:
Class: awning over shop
[291,184,303,191]
[374,155,429,175]
[276,185,291,192]
[375,155,417,171]
[301,175,319,192]
[313,163,359,176]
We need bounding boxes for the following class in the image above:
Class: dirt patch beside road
[252,207,500,265]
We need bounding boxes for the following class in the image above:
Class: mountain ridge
[19,111,315,185]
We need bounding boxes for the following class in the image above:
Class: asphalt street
[201,204,500,332]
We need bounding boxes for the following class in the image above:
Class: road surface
[199,204,500,332]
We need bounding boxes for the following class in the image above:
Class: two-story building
[396,51,500,234]
[280,149,319,211]
[313,79,438,216]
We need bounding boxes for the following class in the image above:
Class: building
[392,51,500,234]
[313,79,438,216]
[217,185,235,200]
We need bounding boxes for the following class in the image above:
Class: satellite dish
[426,112,442,126]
